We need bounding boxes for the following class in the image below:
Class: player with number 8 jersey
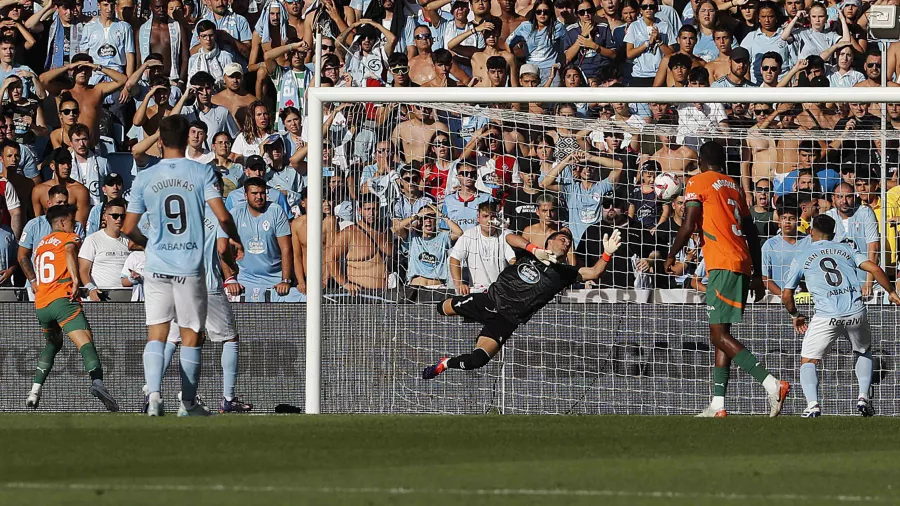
[664,141,789,418]
[123,116,244,417]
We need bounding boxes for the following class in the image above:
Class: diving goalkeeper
[422,228,621,379]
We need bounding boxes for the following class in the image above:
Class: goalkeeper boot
[695,406,727,418]
[25,386,41,410]
[220,397,253,413]
[422,357,449,380]
[767,380,791,417]
[801,403,821,418]
[857,396,875,417]
[178,400,213,417]
[90,380,120,412]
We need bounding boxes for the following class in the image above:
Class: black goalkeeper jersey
[487,252,581,325]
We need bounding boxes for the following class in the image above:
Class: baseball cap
[224,62,244,77]
[730,47,750,62]
[842,0,860,7]
[519,63,540,77]
[103,173,124,186]
[245,155,266,170]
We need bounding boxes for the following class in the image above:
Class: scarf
[139,17,181,80]
[46,13,80,71]
[189,46,226,82]
[276,65,306,129]
[256,0,288,44]
[69,149,104,205]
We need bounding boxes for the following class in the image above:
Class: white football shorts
[144,273,207,333]
[801,311,871,360]
[167,291,237,343]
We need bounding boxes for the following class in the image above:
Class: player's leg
[436,297,459,317]
[697,346,730,417]
[143,324,181,413]
[28,313,64,409]
[143,274,176,416]
[847,312,875,416]
[707,270,789,416]
[797,315,836,418]
[207,292,252,413]
[173,275,210,416]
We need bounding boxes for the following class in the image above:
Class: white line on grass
[1,482,892,502]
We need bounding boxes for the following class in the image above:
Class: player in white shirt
[782,215,900,418]
[78,198,131,296]
[122,115,244,417]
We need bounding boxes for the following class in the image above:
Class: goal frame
[305,86,900,414]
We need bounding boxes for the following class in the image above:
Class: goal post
[305,87,900,415]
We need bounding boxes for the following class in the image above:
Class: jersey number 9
[165,195,187,235]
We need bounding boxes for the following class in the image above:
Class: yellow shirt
[882,188,900,263]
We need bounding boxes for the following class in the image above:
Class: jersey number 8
[165,195,187,235]
[819,257,843,287]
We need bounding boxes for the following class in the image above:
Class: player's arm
[218,236,243,297]
[122,213,148,248]
[65,242,81,301]
[780,259,807,332]
[17,246,35,285]
[664,202,700,272]
[505,232,557,264]
[577,230,622,282]
[78,252,102,301]
[740,211,764,297]
[864,240,878,297]
[859,260,900,304]
[207,197,244,261]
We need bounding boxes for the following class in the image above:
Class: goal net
[306,88,900,416]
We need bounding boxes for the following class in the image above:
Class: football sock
[34,336,63,385]
[855,350,873,399]
[163,340,177,375]
[800,362,818,405]
[733,349,772,384]
[713,366,729,397]
[446,349,491,370]
[79,342,103,381]
[180,346,202,406]
[222,341,239,401]
[143,341,165,394]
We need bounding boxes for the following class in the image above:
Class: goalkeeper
[422,229,620,379]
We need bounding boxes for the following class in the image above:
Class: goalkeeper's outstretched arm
[577,230,621,282]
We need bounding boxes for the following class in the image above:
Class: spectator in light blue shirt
[507,0,566,85]
[190,0,252,66]
[230,176,293,294]
[623,0,675,86]
[761,202,810,295]
[225,155,292,216]
[825,182,879,293]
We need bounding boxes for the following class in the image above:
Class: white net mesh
[312,97,900,416]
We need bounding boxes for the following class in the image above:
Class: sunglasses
[421,214,437,219]
[376,147,392,154]
[866,62,879,68]
[754,109,773,115]
[321,44,335,51]
[415,33,433,40]
[458,171,476,177]
[61,108,80,115]
[535,8,551,14]
[403,176,420,182]
[639,4,657,9]
[390,65,409,74]
[755,187,770,193]
[577,8,592,14]
[323,66,340,71]
[434,140,450,146]
[107,213,125,220]
[760,65,779,71]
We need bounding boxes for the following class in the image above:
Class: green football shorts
[36,299,91,339]
[706,270,749,325]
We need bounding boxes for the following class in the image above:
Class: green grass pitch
[1,414,899,505]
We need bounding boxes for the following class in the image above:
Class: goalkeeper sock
[855,351,874,399]
[733,349,772,384]
[447,349,491,370]
[143,341,165,394]
[34,336,63,385]
[163,340,177,376]
[221,341,239,401]
[79,342,103,381]
[179,346,202,406]
[800,362,818,405]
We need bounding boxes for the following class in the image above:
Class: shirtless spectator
[133,76,191,142]
[39,54,127,143]
[329,195,394,293]
[422,49,457,87]
[653,25,703,87]
[520,194,567,259]
[409,25,469,86]
[392,104,449,164]
[448,17,518,86]
[855,49,900,90]
[31,147,90,225]
[474,55,510,87]
[212,63,255,120]
[710,47,753,87]
[292,190,340,293]
[649,114,698,176]
[136,0,190,83]
[748,102,805,194]
[50,92,81,149]
[704,26,736,83]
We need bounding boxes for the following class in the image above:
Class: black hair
[243,176,267,191]
[699,140,726,169]
[812,214,836,239]
[159,115,190,150]
[46,204,76,224]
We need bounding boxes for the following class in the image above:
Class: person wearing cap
[32,147,90,226]
[86,173,125,234]
[189,0,251,65]
[136,0,189,83]
[738,1,793,84]
[187,19,235,84]
[79,0,135,80]
[181,71,239,140]
[224,154,292,216]
[262,135,304,210]
[262,38,314,128]
[711,46,755,87]
[79,197,132,297]
[211,61,255,119]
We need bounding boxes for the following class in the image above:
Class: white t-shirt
[187,150,216,164]
[231,133,265,160]
[122,250,146,302]
[449,227,515,291]
[78,231,131,289]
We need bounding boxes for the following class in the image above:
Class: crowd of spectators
[0,0,899,302]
